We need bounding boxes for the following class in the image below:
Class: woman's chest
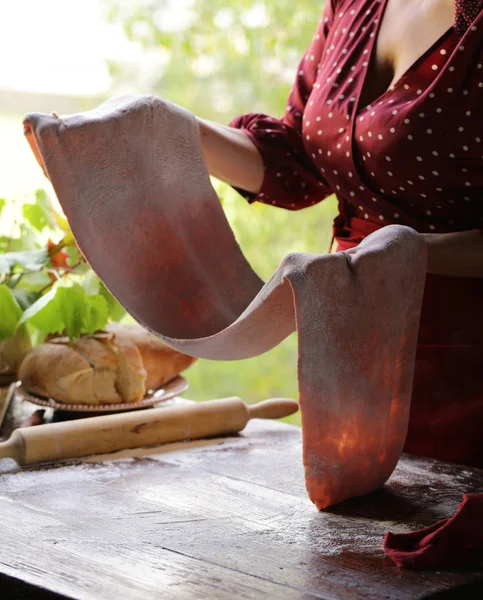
[300,0,483,229]
[358,0,454,109]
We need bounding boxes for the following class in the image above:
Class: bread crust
[105,324,196,391]
[19,324,196,404]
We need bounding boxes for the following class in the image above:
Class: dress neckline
[353,0,455,117]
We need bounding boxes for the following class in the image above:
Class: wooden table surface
[0,387,482,600]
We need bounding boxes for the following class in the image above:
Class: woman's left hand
[422,230,483,277]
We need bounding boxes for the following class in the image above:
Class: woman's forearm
[423,230,483,277]
[197,118,264,194]
[197,119,483,278]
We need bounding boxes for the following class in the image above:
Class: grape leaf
[0,284,22,341]
[12,289,41,311]
[22,203,50,232]
[84,294,109,334]
[19,223,45,250]
[60,230,75,248]
[83,270,101,296]
[53,211,70,232]
[16,271,52,291]
[21,189,59,233]
[19,287,64,334]
[0,236,37,254]
[35,188,53,207]
[57,284,87,340]
[0,249,49,274]
[35,189,57,228]
[18,282,112,340]
[26,323,46,347]
[99,281,126,321]
[65,245,82,265]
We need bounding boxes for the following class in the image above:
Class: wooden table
[0,388,482,599]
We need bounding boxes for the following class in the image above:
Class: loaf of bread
[18,324,196,405]
[104,324,195,392]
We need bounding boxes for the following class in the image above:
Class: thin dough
[24,96,427,508]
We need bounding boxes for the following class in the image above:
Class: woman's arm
[196,3,336,211]
[197,118,264,194]
[423,230,483,277]
[197,119,483,277]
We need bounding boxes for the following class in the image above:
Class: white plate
[17,375,188,413]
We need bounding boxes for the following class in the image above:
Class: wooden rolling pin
[0,397,298,466]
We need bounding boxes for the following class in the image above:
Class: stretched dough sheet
[23,95,427,509]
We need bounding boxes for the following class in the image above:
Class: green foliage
[104,0,323,122]
[19,281,112,341]
[21,190,58,232]
[85,294,110,334]
[0,248,49,274]
[100,282,127,322]
[83,271,126,322]
[12,289,41,311]
[83,269,102,295]
[57,284,89,340]
[19,287,64,335]
[1,190,127,344]
[22,204,49,232]
[0,284,22,340]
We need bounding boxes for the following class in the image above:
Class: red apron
[333,216,483,468]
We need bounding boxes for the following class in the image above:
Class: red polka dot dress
[229,0,483,467]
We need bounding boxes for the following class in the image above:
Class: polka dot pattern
[228,0,483,234]
[454,0,483,38]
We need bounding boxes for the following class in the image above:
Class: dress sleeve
[228,1,335,210]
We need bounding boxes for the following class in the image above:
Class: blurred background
[0,0,337,423]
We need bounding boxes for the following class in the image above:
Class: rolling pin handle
[247,398,299,421]
[0,438,18,462]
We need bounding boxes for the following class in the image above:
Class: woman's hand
[197,118,264,194]
[422,230,483,277]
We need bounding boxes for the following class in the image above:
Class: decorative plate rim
[17,375,189,412]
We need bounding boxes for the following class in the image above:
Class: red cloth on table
[229,0,483,468]
[383,493,483,569]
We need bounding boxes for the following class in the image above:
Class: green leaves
[57,285,87,340]
[85,294,109,334]
[0,198,5,219]
[100,282,125,322]
[104,0,322,123]
[0,248,49,274]
[22,203,51,232]
[1,192,126,343]
[82,269,101,295]
[12,289,41,311]
[19,287,64,335]
[18,282,115,340]
[0,285,23,341]
[22,189,57,232]
[84,271,126,323]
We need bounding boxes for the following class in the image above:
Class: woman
[197,0,483,467]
